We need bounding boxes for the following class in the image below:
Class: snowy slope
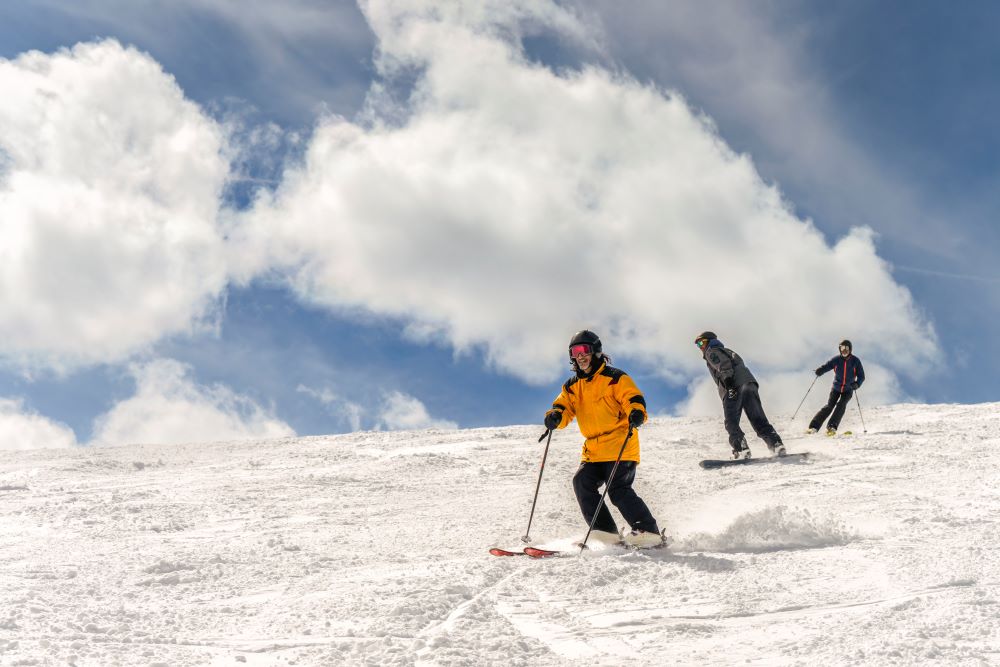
[1,403,999,665]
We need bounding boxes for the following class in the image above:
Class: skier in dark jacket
[695,331,785,459]
[808,339,865,436]
[544,330,663,548]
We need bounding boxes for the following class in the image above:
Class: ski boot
[768,439,787,457]
[825,428,837,437]
[806,427,818,434]
[625,528,668,549]
[731,437,751,460]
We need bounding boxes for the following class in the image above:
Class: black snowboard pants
[809,388,854,431]
[724,382,782,453]
[572,460,658,535]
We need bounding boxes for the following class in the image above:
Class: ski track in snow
[1,404,1000,664]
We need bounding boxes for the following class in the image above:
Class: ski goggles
[569,344,593,357]
[695,338,708,348]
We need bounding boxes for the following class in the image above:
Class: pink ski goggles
[569,344,593,357]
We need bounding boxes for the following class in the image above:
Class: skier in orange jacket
[544,330,662,548]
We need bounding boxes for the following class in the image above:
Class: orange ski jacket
[546,360,647,463]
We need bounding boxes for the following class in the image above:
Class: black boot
[731,437,751,459]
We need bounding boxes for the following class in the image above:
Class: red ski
[523,546,561,558]
[488,547,526,557]
[488,546,562,557]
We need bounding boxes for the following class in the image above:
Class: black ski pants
[572,460,658,535]
[724,382,782,453]
[809,388,854,431]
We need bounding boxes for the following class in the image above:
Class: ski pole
[791,375,819,421]
[579,426,634,553]
[854,391,867,433]
[521,429,554,544]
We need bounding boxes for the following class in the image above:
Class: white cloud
[0,398,78,451]
[90,359,294,446]
[0,40,229,370]
[377,391,456,431]
[296,384,364,432]
[572,1,960,260]
[0,3,941,414]
[231,0,939,401]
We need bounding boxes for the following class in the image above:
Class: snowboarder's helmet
[568,330,602,357]
[839,339,853,352]
[694,331,718,350]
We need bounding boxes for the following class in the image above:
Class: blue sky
[0,1,997,447]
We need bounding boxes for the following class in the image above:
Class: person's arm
[707,349,737,398]
[544,382,576,429]
[815,356,837,375]
[706,349,735,386]
[614,374,647,428]
[854,358,865,387]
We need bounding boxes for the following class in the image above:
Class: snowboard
[699,452,809,469]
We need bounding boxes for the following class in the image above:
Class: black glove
[850,382,859,390]
[544,410,562,430]
[814,368,823,376]
[628,409,645,428]
[727,387,738,400]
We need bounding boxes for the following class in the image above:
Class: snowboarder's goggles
[695,338,708,348]
[569,344,593,357]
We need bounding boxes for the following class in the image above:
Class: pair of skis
[489,546,561,558]
[490,541,667,558]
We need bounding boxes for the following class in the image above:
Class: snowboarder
[543,330,663,548]
[694,331,785,459]
[808,340,865,436]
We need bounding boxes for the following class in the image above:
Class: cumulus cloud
[0,40,229,370]
[90,359,294,446]
[0,2,942,417]
[0,398,78,451]
[231,0,939,403]
[571,1,965,262]
[377,391,457,431]
[296,384,365,432]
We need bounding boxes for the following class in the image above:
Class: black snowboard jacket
[702,340,758,400]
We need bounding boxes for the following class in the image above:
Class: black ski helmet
[568,330,602,356]
[839,339,853,352]
[695,331,717,344]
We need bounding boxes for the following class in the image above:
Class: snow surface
[1,403,999,665]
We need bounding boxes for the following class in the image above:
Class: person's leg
[723,390,748,453]
[827,389,854,431]
[605,461,659,533]
[742,384,782,449]
[572,462,618,533]
[809,390,839,431]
